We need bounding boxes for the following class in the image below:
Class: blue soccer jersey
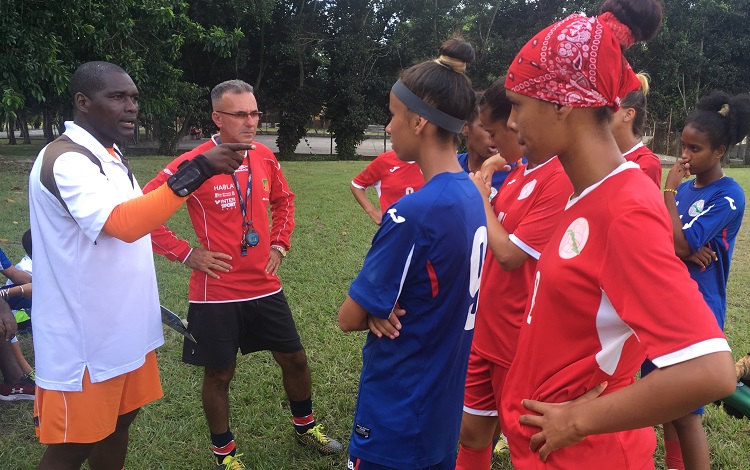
[675,176,745,329]
[348,171,488,468]
[0,248,11,270]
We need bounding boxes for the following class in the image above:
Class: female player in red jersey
[499,0,737,468]
[610,73,662,187]
[350,150,424,225]
[455,79,572,470]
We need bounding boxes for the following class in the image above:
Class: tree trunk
[7,117,17,145]
[43,108,55,142]
[19,109,31,144]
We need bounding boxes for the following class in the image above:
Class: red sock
[665,439,685,470]
[456,443,492,470]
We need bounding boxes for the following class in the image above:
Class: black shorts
[182,291,303,368]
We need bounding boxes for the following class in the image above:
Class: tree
[0,0,69,144]
[262,0,327,158]
[322,0,401,159]
[625,0,750,153]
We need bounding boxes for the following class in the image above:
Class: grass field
[1,141,749,469]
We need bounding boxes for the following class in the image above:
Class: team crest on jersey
[262,178,269,192]
[559,217,589,259]
[518,179,537,200]
[688,199,705,217]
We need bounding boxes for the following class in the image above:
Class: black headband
[391,80,465,134]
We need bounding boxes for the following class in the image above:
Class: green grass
[1,143,749,469]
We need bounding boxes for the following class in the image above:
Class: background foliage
[2,0,750,157]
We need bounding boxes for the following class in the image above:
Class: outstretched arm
[104,143,252,243]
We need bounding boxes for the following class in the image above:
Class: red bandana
[505,13,641,111]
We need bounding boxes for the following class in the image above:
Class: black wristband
[167,154,214,197]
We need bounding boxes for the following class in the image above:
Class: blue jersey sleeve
[677,180,745,253]
[349,202,424,319]
[0,248,11,270]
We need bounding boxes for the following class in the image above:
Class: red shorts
[463,346,509,423]
[34,351,162,444]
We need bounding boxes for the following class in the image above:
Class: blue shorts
[641,359,704,415]
[347,453,456,470]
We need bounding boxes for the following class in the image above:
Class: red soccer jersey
[501,163,730,469]
[351,150,424,213]
[473,157,571,367]
[144,138,295,302]
[623,142,661,188]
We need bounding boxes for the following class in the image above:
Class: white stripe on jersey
[394,245,415,309]
[651,337,731,369]
[595,290,636,376]
[509,233,541,260]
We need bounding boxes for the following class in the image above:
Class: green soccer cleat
[493,436,510,456]
[295,424,343,455]
[215,454,245,470]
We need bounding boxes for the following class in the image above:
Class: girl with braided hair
[497,0,738,468]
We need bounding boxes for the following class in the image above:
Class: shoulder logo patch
[559,217,589,259]
[725,196,737,210]
[688,199,705,217]
[387,208,406,223]
[518,179,537,200]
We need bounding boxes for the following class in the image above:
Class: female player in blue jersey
[652,90,750,470]
[338,36,488,470]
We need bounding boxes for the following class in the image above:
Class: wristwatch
[271,245,287,258]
